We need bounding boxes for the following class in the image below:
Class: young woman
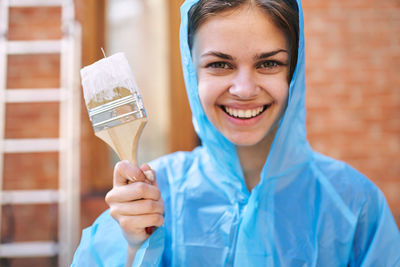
[72,0,400,266]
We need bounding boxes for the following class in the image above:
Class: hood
[179,0,312,189]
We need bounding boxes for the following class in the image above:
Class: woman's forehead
[193,6,288,54]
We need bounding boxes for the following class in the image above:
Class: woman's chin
[227,134,265,147]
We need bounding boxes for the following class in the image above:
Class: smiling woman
[190,2,297,190]
[72,0,400,266]
[192,5,292,188]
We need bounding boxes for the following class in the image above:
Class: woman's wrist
[125,245,139,267]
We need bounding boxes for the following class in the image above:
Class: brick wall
[303,0,400,224]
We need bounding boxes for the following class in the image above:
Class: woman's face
[192,5,290,146]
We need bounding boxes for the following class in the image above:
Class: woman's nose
[229,69,259,99]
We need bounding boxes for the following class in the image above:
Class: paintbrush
[80,52,155,234]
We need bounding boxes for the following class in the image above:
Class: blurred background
[0,0,399,266]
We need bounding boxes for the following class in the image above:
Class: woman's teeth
[223,106,265,119]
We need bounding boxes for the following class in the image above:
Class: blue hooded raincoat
[72,0,400,266]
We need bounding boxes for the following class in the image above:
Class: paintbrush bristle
[80,52,142,110]
[86,86,132,109]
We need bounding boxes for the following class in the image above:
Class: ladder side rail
[58,34,69,267]
[0,0,10,245]
[69,22,82,262]
[58,13,81,266]
[58,36,70,267]
[66,22,82,265]
[61,0,75,34]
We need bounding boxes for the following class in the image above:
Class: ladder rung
[0,241,58,258]
[1,190,59,205]
[8,0,64,7]
[4,138,60,153]
[7,40,61,55]
[5,89,62,103]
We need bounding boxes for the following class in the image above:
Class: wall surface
[303,0,400,223]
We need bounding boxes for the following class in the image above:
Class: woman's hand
[105,160,164,251]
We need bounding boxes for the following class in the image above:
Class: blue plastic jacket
[72,0,400,266]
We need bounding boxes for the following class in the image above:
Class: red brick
[1,257,57,267]
[8,7,62,41]
[5,103,59,138]
[7,54,60,89]
[3,153,59,190]
[1,204,58,242]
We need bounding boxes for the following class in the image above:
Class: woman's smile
[220,104,269,120]
[217,101,274,130]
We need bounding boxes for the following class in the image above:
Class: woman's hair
[188,0,299,82]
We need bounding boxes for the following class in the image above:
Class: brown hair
[188,0,299,82]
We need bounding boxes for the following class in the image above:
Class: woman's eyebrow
[254,49,288,60]
[201,51,234,60]
[200,50,287,60]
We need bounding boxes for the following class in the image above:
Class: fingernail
[143,170,155,182]
[145,226,155,235]
[127,175,137,183]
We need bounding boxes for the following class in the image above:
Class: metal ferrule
[88,94,146,132]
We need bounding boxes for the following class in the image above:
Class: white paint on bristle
[80,52,140,105]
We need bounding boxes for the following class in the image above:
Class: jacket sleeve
[71,211,128,267]
[71,211,166,267]
[131,226,165,267]
[349,189,400,266]
[71,225,104,267]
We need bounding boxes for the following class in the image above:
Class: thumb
[114,160,146,186]
[140,163,156,185]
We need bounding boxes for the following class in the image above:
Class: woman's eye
[259,61,279,69]
[208,62,231,69]
[256,60,287,74]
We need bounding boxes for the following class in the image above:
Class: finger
[106,182,161,203]
[119,213,164,233]
[140,164,156,184]
[114,160,147,186]
[109,199,164,217]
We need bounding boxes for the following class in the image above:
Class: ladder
[0,0,81,265]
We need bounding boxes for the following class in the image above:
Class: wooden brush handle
[95,118,156,234]
[95,118,147,164]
